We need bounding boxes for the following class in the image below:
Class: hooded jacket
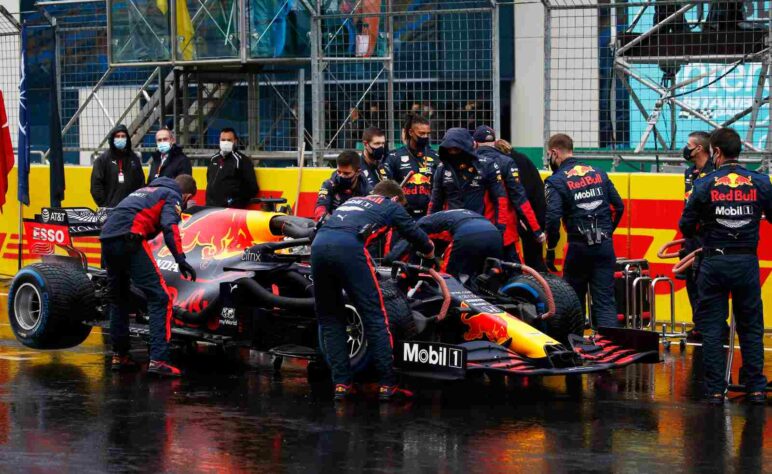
[90,124,145,208]
[428,128,507,231]
[147,144,193,184]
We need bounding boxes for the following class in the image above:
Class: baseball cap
[473,125,496,143]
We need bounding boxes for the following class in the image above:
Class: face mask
[682,146,695,161]
[114,137,127,150]
[220,140,234,154]
[157,142,171,154]
[337,175,355,189]
[369,145,387,161]
[413,136,430,150]
[549,153,559,173]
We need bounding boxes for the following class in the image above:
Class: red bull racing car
[7,204,660,382]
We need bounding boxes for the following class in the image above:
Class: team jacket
[361,154,387,188]
[679,163,772,249]
[99,177,187,262]
[205,150,260,208]
[684,159,715,202]
[427,128,507,231]
[476,146,542,245]
[544,158,625,248]
[385,209,496,262]
[90,124,145,208]
[315,195,433,255]
[147,145,193,184]
[314,171,372,221]
[382,145,439,217]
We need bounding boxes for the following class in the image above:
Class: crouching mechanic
[100,175,198,377]
[679,127,772,404]
[384,209,502,281]
[314,150,371,222]
[311,180,435,401]
[544,134,624,328]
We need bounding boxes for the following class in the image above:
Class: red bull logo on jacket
[566,165,603,190]
[714,173,753,188]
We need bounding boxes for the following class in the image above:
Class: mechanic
[382,114,438,217]
[206,128,260,208]
[544,133,624,328]
[311,180,434,401]
[314,150,371,221]
[679,127,772,405]
[473,126,545,264]
[495,138,549,272]
[360,126,388,187]
[681,131,715,342]
[428,128,508,235]
[147,128,192,185]
[100,174,199,377]
[384,209,502,280]
[90,124,145,208]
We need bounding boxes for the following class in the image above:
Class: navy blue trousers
[563,239,619,328]
[696,254,766,394]
[102,236,172,361]
[311,231,396,386]
[444,226,503,280]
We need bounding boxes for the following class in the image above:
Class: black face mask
[682,146,696,161]
[337,175,356,189]
[412,136,430,151]
[369,145,387,161]
[548,153,559,173]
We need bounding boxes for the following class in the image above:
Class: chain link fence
[545,0,772,169]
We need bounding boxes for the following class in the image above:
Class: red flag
[0,90,13,212]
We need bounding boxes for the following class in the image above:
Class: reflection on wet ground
[0,311,771,472]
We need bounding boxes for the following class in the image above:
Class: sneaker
[333,383,357,401]
[746,391,767,405]
[147,360,182,377]
[705,393,725,405]
[111,353,141,372]
[379,385,414,402]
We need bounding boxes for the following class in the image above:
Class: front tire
[8,263,94,349]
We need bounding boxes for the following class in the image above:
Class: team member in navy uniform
[681,131,715,341]
[314,150,371,221]
[360,126,388,188]
[383,114,438,217]
[428,128,508,235]
[544,134,624,328]
[679,127,772,404]
[147,128,192,184]
[472,126,545,264]
[312,180,434,401]
[100,175,198,377]
[206,128,260,208]
[385,209,502,280]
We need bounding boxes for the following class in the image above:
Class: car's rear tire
[502,273,584,344]
[8,263,94,349]
[317,279,415,375]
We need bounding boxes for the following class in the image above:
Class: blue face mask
[114,137,127,150]
[157,142,171,154]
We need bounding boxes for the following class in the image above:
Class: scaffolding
[20,0,499,166]
[544,0,772,170]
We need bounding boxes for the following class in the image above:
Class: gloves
[545,248,558,273]
[178,259,197,281]
[535,231,546,244]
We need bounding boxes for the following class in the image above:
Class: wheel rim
[14,283,43,332]
[345,304,366,359]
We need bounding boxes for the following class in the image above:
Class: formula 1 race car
[7,204,660,381]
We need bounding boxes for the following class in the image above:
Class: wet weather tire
[8,263,94,349]
[504,273,584,344]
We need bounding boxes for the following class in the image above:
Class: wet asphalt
[1,303,771,472]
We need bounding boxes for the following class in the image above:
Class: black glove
[545,248,558,273]
[178,259,197,281]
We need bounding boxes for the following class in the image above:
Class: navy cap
[473,125,496,143]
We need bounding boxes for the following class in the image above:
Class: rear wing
[33,207,109,237]
[23,207,109,268]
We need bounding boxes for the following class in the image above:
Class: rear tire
[8,263,94,349]
[503,273,584,344]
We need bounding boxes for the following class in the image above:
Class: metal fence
[0,0,499,166]
[544,0,772,170]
